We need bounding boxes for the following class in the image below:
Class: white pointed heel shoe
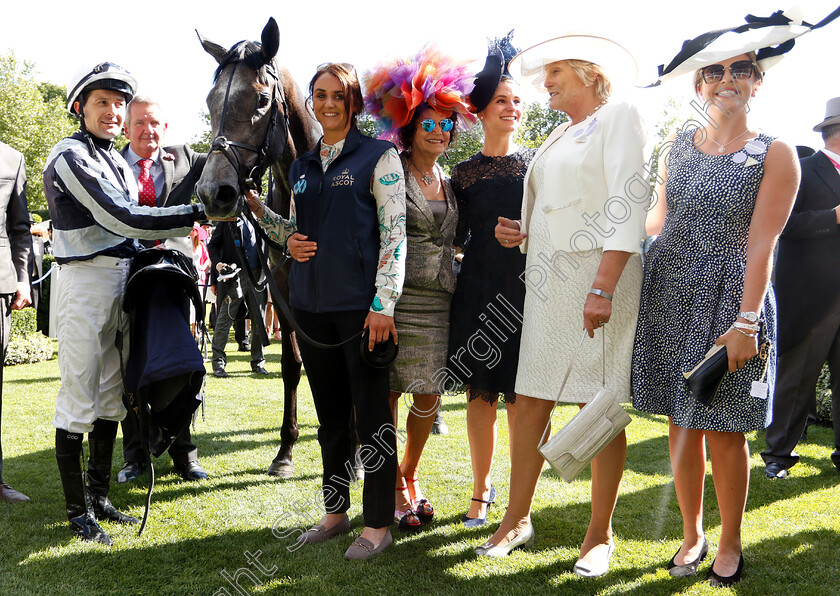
[475,522,535,557]
[573,540,616,577]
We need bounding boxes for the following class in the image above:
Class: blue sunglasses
[420,118,454,132]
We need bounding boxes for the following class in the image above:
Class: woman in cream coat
[486,35,647,578]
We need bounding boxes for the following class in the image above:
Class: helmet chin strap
[78,112,103,162]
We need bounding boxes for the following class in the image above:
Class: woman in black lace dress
[450,35,536,527]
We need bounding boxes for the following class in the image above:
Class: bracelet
[730,325,758,338]
[589,288,613,301]
[732,321,760,332]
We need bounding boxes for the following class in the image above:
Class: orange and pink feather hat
[363,45,477,142]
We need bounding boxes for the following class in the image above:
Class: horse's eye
[258,95,271,109]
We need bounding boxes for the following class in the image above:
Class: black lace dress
[448,148,535,403]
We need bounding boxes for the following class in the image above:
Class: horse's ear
[261,17,280,63]
[196,30,228,65]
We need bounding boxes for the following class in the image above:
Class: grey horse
[195,17,319,477]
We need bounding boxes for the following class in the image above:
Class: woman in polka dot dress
[632,52,799,585]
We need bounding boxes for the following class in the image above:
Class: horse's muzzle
[195,183,242,220]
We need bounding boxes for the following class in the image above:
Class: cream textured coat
[519,101,648,256]
[514,101,648,403]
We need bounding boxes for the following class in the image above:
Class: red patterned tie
[138,158,156,206]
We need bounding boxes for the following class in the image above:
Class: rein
[239,207,362,351]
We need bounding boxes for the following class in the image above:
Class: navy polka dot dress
[632,130,776,432]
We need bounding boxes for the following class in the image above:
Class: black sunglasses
[700,60,756,84]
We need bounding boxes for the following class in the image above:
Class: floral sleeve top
[256,139,406,317]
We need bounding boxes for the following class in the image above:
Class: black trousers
[294,308,396,529]
[762,301,840,469]
[120,412,197,467]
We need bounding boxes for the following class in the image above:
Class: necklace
[707,128,751,153]
[409,156,437,186]
[583,98,608,121]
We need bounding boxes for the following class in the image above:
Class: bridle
[208,57,290,199]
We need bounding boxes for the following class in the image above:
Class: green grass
[1,337,839,595]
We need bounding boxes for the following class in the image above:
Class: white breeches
[53,256,132,433]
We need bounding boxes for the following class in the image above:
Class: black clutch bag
[683,344,728,407]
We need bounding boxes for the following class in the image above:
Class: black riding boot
[87,419,139,525]
[55,429,112,545]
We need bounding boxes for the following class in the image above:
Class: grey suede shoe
[344,529,393,560]
[296,515,351,545]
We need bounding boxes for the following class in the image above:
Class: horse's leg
[266,326,300,477]
[267,267,300,478]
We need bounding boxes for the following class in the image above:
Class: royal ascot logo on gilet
[331,168,355,187]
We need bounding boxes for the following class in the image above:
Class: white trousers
[53,256,131,433]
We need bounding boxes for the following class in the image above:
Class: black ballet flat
[667,538,709,577]
[706,554,744,588]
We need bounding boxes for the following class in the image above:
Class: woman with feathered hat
[447,32,536,529]
[632,5,839,586]
[364,46,474,533]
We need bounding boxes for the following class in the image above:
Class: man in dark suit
[208,218,269,378]
[0,141,32,502]
[117,97,209,483]
[762,97,840,478]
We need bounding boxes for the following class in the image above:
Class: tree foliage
[190,111,212,154]
[515,101,569,148]
[0,52,77,213]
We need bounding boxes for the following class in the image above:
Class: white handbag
[538,329,632,483]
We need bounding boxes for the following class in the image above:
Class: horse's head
[195,17,288,219]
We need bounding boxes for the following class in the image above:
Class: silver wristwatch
[738,311,759,323]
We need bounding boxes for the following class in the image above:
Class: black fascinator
[469,31,520,113]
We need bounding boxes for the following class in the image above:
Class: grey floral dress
[632,130,776,432]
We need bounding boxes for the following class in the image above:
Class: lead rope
[240,208,362,349]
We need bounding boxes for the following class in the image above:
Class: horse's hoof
[267,460,294,478]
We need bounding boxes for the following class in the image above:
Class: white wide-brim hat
[509,34,638,92]
[648,6,840,87]
[814,97,840,132]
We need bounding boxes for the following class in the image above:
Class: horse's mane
[213,40,274,85]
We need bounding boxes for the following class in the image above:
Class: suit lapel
[440,177,457,237]
[814,151,840,203]
[403,157,438,227]
[160,148,176,207]
[521,121,572,241]
[530,121,572,167]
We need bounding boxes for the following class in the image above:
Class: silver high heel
[475,522,535,557]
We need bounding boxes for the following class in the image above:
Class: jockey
[43,61,203,546]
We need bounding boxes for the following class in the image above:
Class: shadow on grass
[5,512,839,596]
[528,428,840,549]
[612,528,840,596]
[5,374,61,385]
